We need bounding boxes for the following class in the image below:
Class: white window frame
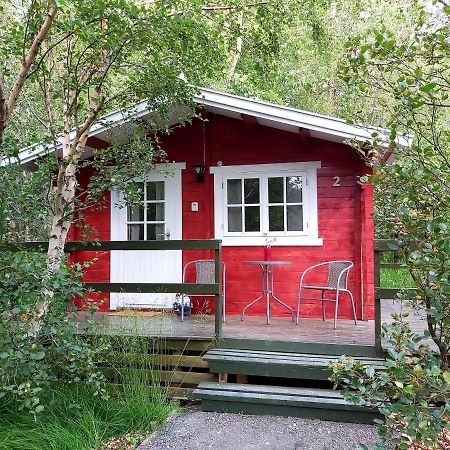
[211,162,323,246]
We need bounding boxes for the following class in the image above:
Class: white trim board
[15,89,410,167]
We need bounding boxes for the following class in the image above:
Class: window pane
[147,181,164,201]
[127,205,144,221]
[227,179,242,204]
[268,177,284,203]
[228,207,242,232]
[287,205,303,231]
[147,223,165,241]
[286,176,303,203]
[245,206,260,232]
[244,178,259,204]
[147,203,165,221]
[127,224,144,241]
[269,206,284,231]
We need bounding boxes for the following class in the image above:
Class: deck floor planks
[78,300,428,347]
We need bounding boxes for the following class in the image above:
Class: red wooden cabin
[21,89,376,322]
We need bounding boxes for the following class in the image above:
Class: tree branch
[0,75,6,148]
[228,11,244,75]
[7,2,58,121]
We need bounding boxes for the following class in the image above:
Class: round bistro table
[241,260,294,325]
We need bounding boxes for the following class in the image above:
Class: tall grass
[0,380,172,450]
[0,331,175,450]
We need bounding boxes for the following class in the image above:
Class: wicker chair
[296,261,357,329]
[180,260,226,322]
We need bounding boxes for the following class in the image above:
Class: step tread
[204,349,385,371]
[193,382,375,412]
[206,354,384,368]
[206,348,384,363]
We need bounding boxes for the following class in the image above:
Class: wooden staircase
[193,348,384,423]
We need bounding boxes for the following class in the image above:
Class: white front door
[110,164,184,310]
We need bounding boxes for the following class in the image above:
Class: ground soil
[138,410,379,450]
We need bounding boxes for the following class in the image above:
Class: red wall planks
[71,114,375,319]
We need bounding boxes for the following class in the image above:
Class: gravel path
[138,410,379,450]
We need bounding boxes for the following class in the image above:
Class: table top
[243,260,292,266]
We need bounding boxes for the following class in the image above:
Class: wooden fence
[0,239,224,338]
[2,238,420,354]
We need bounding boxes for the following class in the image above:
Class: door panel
[110,166,183,309]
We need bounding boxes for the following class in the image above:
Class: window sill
[219,236,323,247]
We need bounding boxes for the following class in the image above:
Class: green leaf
[35,404,45,413]
[31,351,45,360]
[419,82,437,93]
[443,371,450,384]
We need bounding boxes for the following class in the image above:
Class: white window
[126,180,166,241]
[211,162,322,246]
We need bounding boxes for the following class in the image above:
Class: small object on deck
[241,261,294,325]
[173,298,191,317]
[296,260,357,329]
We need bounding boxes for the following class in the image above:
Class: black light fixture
[192,164,205,182]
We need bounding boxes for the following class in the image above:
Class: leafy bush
[330,318,450,449]
[0,251,108,414]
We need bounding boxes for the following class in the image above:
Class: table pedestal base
[241,264,294,325]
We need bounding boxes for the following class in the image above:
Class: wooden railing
[373,239,417,354]
[2,238,418,351]
[0,239,223,338]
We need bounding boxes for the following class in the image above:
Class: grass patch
[0,333,176,450]
[0,380,173,450]
[379,251,415,289]
[0,378,173,450]
[380,268,414,289]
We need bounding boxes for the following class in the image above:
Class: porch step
[193,382,380,424]
[204,348,385,380]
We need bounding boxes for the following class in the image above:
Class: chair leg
[321,290,326,321]
[347,290,357,325]
[334,289,340,330]
[296,291,301,325]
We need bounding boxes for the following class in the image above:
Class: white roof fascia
[198,88,411,147]
[14,88,410,165]
[16,99,151,165]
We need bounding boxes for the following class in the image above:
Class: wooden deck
[79,300,429,349]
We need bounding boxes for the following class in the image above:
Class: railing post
[374,249,382,355]
[214,242,223,340]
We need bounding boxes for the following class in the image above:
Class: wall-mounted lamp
[192,164,205,183]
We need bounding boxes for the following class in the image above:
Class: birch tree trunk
[31,95,104,336]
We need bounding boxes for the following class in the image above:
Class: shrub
[330,317,450,449]
[0,251,108,414]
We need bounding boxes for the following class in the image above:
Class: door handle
[157,232,170,240]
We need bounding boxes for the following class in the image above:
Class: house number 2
[333,176,341,187]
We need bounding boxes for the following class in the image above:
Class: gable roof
[16,88,409,167]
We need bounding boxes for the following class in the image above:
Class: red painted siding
[70,114,375,319]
